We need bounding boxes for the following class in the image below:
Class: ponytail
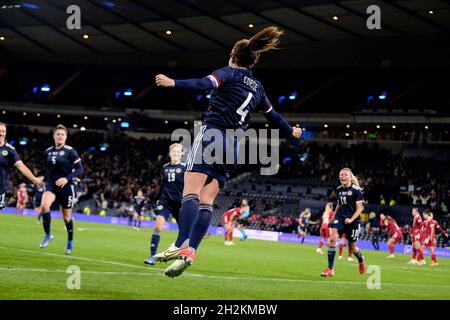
[231,26,284,69]
[248,26,284,53]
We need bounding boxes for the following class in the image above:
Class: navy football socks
[42,212,51,235]
[328,246,336,269]
[354,250,364,263]
[190,204,213,250]
[175,194,200,248]
[150,231,161,256]
[65,219,74,241]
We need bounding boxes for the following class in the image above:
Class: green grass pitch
[0,214,449,300]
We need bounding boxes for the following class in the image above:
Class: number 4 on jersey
[236,92,253,125]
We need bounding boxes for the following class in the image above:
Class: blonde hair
[340,167,360,187]
[325,202,334,211]
[53,124,68,135]
[169,143,183,152]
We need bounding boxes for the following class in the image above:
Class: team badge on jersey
[333,219,339,224]
[176,168,182,173]
[59,151,65,156]
[348,191,352,196]
[1,150,8,156]
[157,205,164,211]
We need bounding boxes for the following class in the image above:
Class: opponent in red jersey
[408,207,423,264]
[419,210,448,266]
[16,183,28,215]
[316,203,334,254]
[222,200,249,245]
[380,213,403,258]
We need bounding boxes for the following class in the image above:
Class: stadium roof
[0,0,449,68]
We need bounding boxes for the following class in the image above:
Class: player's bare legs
[409,238,421,264]
[39,191,56,248]
[430,246,438,266]
[386,237,396,258]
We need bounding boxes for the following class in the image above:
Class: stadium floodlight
[32,87,39,94]
[115,91,121,98]
[206,94,211,99]
[80,127,86,131]
[379,91,388,100]
[21,3,40,9]
[40,84,50,92]
[289,91,298,100]
[100,143,109,152]
[19,138,28,146]
[120,121,129,128]
[101,1,115,7]
[278,95,286,105]
[123,89,133,96]
[282,157,292,165]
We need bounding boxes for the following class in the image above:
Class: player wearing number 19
[39,125,83,255]
[144,143,186,265]
[154,26,302,277]
[320,168,366,277]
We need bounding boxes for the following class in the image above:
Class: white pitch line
[1,246,450,290]
[0,246,159,273]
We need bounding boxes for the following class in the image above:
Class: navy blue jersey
[44,145,81,184]
[205,66,273,129]
[0,143,21,194]
[334,184,364,221]
[132,196,147,213]
[299,215,310,228]
[159,162,186,202]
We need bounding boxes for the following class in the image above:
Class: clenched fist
[292,127,302,139]
[155,74,175,88]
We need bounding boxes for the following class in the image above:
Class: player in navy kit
[39,125,83,255]
[154,26,302,277]
[145,143,185,265]
[0,122,43,209]
[321,168,366,277]
[130,190,147,230]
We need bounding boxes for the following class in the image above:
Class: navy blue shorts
[45,182,76,209]
[330,218,360,242]
[186,123,239,188]
[298,226,307,233]
[155,199,181,222]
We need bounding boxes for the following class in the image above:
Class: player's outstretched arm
[263,109,302,138]
[155,74,217,90]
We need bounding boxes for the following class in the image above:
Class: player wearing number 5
[39,125,83,255]
[154,26,302,277]
[321,168,366,277]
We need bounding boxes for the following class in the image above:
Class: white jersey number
[168,172,176,182]
[236,92,253,125]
